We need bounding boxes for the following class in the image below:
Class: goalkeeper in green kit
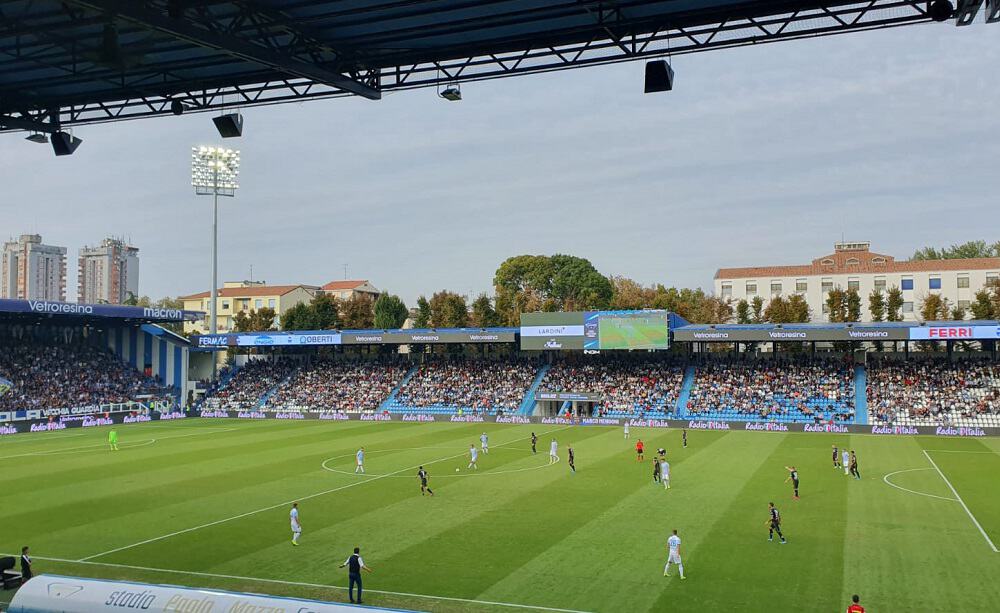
[109,429,119,451]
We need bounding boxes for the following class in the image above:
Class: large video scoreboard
[520,310,670,351]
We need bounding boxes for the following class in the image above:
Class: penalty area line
[10,555,591,613]
[922,450,999,553]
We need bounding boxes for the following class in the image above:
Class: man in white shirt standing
[480,432,489,454]
[842,449,851,476]
[663,530,685,579]
[468,444,479,470]
[290,502,301,546]
[356,447,365,474]
[549,439,559,464]
[661,459,670,490]
[624,422,630,439]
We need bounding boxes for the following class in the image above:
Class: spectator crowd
[540,358,685,417]
[867,358,1000,426]
[267,360,408,413]
[203,359,295,410]
[687,356,855,422]
[0,343,171,411]
[393,358,538,413]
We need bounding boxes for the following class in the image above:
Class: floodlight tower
[191,146,240,336]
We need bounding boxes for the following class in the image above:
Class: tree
[469,294,501,328]
[970,289,997,320]
[825,288,847,322]
[233,307,277,332]
[868,289,886,322]
[414,296,432,328]
[919,294,950,322]
[885,286,904,322]
[749,296,765,324]
[373,294,408,329]
[765,295,808,324]
[280,302,315,331]
[912,240,999,261]
[736,299,751,324]
[340,294,375,329]
[845,288,862,322]
[494,254,612,325]
[609,276,647,310]
[311,293,341,329]
[950,305,967,321]
[151,296,185,334]
[429,291,469,328]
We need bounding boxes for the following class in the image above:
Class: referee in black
[339,546,373,604]
[531,432,537,454]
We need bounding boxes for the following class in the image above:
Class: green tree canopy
[234,307,277,332]
[373,294,408,329]
[414,296,432,328]
[885,286,904,322]
[429,291,469,328]
[494,254,612,325]
[911,240,1000,260]
[340,294,375,329]
[868,289,886,322]
[736,299,751,324]
[470,294,502,328]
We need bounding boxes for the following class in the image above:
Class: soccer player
[766,502,786,544]
[624,422,630,439]
[568,446,576,473]
[636,439,644,461]
[682,429,687,448]
[652,457,661,483]
[849,451,861,480]
[657,447,666,460]
[417,466,434,496]
[663,530,685,579]
[549,439,559,464]
[290,502,301,546]
[842,449,851,476]
[355,447,365,474]
[531,432,537,454]
[108,429,119,451]
[846,594,865,613]
[480,432,489,454]
[468,444,479,470]
[661,459,670,489]
[784,466,800,500]
[832,444,840,468]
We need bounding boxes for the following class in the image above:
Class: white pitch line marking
[320,446,558,478]
[79,427,569,562]
[882,468,957,502]
[923,450,999,553]
[921,449,999,454]
[2,554,592,613]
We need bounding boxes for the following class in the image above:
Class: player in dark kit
[766,502,787,543]
[652,457,661,483]
[849,451,861,480]
[784,466,800,499]
[832,445,840,468]
[531,432,537,454]
[417,466,434,496]
[682,429,687,448]
[568,446,576,473]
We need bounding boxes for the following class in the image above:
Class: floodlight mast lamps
[191,146,240,343]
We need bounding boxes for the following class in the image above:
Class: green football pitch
[597,317,668,350]
[2,419,999,612]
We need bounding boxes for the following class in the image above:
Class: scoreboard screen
[521,310,670,351]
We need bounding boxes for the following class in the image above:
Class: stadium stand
[266,359,408,413]
[201,359,295,410]
[687,356,855,423]
[867,357,1000,427]
[387,357,539,415]
[0,343,173,411]
[539,357,685,418]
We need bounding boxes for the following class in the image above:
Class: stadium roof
[2,0,983,134]
[0,298,202,324]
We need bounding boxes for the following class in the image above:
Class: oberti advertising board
[8,575,417,613]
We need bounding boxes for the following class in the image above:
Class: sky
[1,23,998,306]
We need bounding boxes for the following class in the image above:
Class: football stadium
[2,2,1000,613]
